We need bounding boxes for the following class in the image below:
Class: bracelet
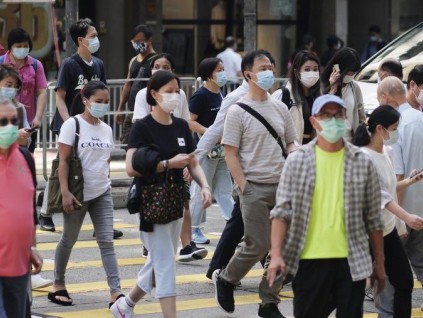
[163,160,169,171]
[31,246,37,252]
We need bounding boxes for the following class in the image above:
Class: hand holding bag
[47,117,84,213]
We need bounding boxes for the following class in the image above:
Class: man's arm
[56,88,69,122]
[268,218,288,287]
[224,145,247,193]
[115,57,136,124]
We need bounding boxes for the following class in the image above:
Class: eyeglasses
[316,111,346,120]
[0,117,18,127]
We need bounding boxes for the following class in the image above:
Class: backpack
[18,146,38,225]
[280,85,294,109]
[0,54,38,72]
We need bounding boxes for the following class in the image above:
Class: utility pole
[243,0,256,52]
[65,0,78,57]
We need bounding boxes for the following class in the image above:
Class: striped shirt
[270,139,383,281]
[222,95,297,183]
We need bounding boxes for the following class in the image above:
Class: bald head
[377,76,406,107]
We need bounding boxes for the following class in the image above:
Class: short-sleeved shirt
[3,52,48,123]
[189,86,222,128]
[52,54,106,132]
[0,143,35,276]
[128,115,195,183]
[58,115,113,201]
[133,88,190,122]
[217,48,242,83]
[222,95,297,183]
[301,146,347,259]
[127,53,156,111]
[391,103,423,217]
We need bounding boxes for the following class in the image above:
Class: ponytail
[352,123,371,147]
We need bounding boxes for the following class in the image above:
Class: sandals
[48,289,73,306]
[109,294,125,309]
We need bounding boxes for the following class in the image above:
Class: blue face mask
[12,47,30,60]
[254,70,274,91]
[0,124,19,149]
[88,102,109,118]
[214,71,227,87]
[318,118,346,143]
[0,87,17,100]
[86,37,100,54]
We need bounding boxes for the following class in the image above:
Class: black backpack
[280,85,294,109]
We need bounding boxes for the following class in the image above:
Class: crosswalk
[31,218,423,318]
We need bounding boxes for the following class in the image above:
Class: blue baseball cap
[312,94,346,116]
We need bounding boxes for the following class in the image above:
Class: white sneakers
[31,274,53,290]
[110,296,134,318]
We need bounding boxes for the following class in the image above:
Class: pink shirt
[0,143,35,276]
[4,52,48,123]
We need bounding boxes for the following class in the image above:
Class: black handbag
[127,177,142,214]
[47,117,84,213]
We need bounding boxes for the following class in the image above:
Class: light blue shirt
[391,102,423,217]
[195,80,249,157]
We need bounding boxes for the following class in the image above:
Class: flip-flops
[48,289,73,306]
[109,294,125,309]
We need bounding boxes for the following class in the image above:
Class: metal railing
[38,77,287,181]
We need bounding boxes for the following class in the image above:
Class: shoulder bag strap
[236,102,287,159]
[18,146,38,225]
[72,117,80,158]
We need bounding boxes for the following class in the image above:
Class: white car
[355,22,423,114]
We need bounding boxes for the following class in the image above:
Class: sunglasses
[0,117,18,127]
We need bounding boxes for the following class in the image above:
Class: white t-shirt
[361,146,397,236]
[217,48,242,83]
[58,115,113,201]
[132,88,190,122]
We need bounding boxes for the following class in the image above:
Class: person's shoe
[365,287,374,301]
[212,269,235,313]
[31,274,53,289]
[192,227,210,244]
[39,215,55,232]
[142,246,148,258]
[93,229,123,239]
[110,296,134,318]
[257,303,286,318]
[178,241,208,262]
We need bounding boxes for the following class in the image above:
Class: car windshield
[356,23,423,83]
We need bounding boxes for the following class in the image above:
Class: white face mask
[343,74,355,84]
[299,71,319,88]
[158,93,179,113]
[414,87,423,105]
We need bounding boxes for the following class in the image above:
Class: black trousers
[28,131,37,153]
[0,273,29,318]
[293,259,365,318]
[208,196,244,271]
[383,228,413,318]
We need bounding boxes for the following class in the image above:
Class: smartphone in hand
[25,127,39,133]
[333,64,340,72]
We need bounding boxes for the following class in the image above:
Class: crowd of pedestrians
[2,17,423,318]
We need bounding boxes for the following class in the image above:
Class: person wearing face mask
[267,94,385,318]
[0,99,43,318]
[132,53,207,263]
[48,81,123,308]
[115,24,157,145]
[362,25,387,63]
[217,36,242,93]
[322,47,366,141]
[1,27,48,153]
[378,76,423,311]
[188,57,234,245]
[353,105,423,318]
[213,50,297,318]
[272,50,322,144]
[111,71,212,318]
[406,64,423,111]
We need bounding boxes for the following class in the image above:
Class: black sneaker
[212,269,235,313]
[142,246,148,258]
[92,229,123,239]
[39,215,55,232]
[179,241,208,262]
[258,303,285,318]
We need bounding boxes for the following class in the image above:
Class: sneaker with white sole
[178,241,208,262]
[192,227,210,244]
[110,296,134,318]
[31,274,53,289]
[212,269,235,313]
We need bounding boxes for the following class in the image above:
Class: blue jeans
[190,157,234,226]
[54,188,121,294]
[0,273,29,318]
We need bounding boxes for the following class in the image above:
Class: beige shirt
[222,95,297,183]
